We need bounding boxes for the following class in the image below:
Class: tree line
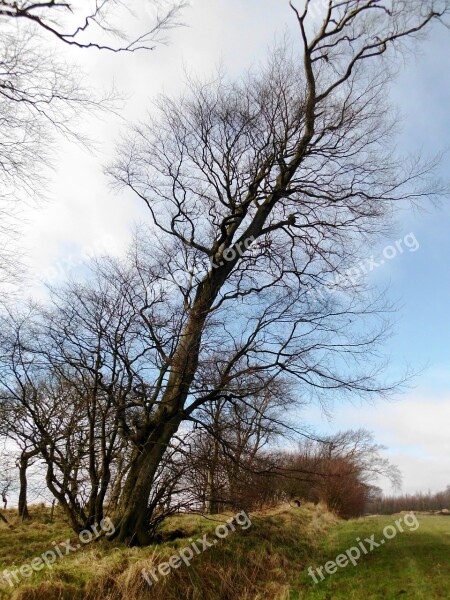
[369,487,450,515]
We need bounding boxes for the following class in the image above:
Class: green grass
[0,505,449,599]
[0,507,74,569]
[293,514,450,599]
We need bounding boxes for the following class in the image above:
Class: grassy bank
[0,503,337,600]
[0,505,449,599]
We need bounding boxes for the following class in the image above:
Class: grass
[0,504,449,599]
[294,514,450,599]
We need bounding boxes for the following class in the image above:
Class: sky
[12,0,450,496]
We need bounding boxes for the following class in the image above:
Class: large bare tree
[103,1,449,544]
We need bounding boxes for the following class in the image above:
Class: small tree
[268,429,400,517]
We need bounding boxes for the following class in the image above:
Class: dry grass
[1,503,337,600]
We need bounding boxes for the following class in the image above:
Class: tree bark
[18,454,30,521]
[111,415,183,544]
[206,404,221,514]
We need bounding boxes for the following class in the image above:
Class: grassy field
[0,505,449,599]
[295,514,450,599]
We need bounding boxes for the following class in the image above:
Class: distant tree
[315,430,401,517]
[0,451,13,504]
[268,429,400,518]
[369,486,450,514]
[183,378,295,513]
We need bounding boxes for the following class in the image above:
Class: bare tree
[370,486,450,514]
[0,258,202,533]
[314,429,401,517]
[0,295,132,531]
[0,414,53,519]
[269,429,401,517]
[103,1,449,544]
[0,448,14,517]
[182,379,295,514]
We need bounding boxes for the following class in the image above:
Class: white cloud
[302,388,450,495]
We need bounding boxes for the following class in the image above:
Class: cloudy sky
[16,0,450,495]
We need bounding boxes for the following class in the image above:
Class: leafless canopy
[0,1,187,295]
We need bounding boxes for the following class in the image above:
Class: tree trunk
[18,455,30,521]
[111,415,183,545]
[110,262,249,543]
[107,455,127,513]
[206,432,220,514]
[49,499,56,523]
